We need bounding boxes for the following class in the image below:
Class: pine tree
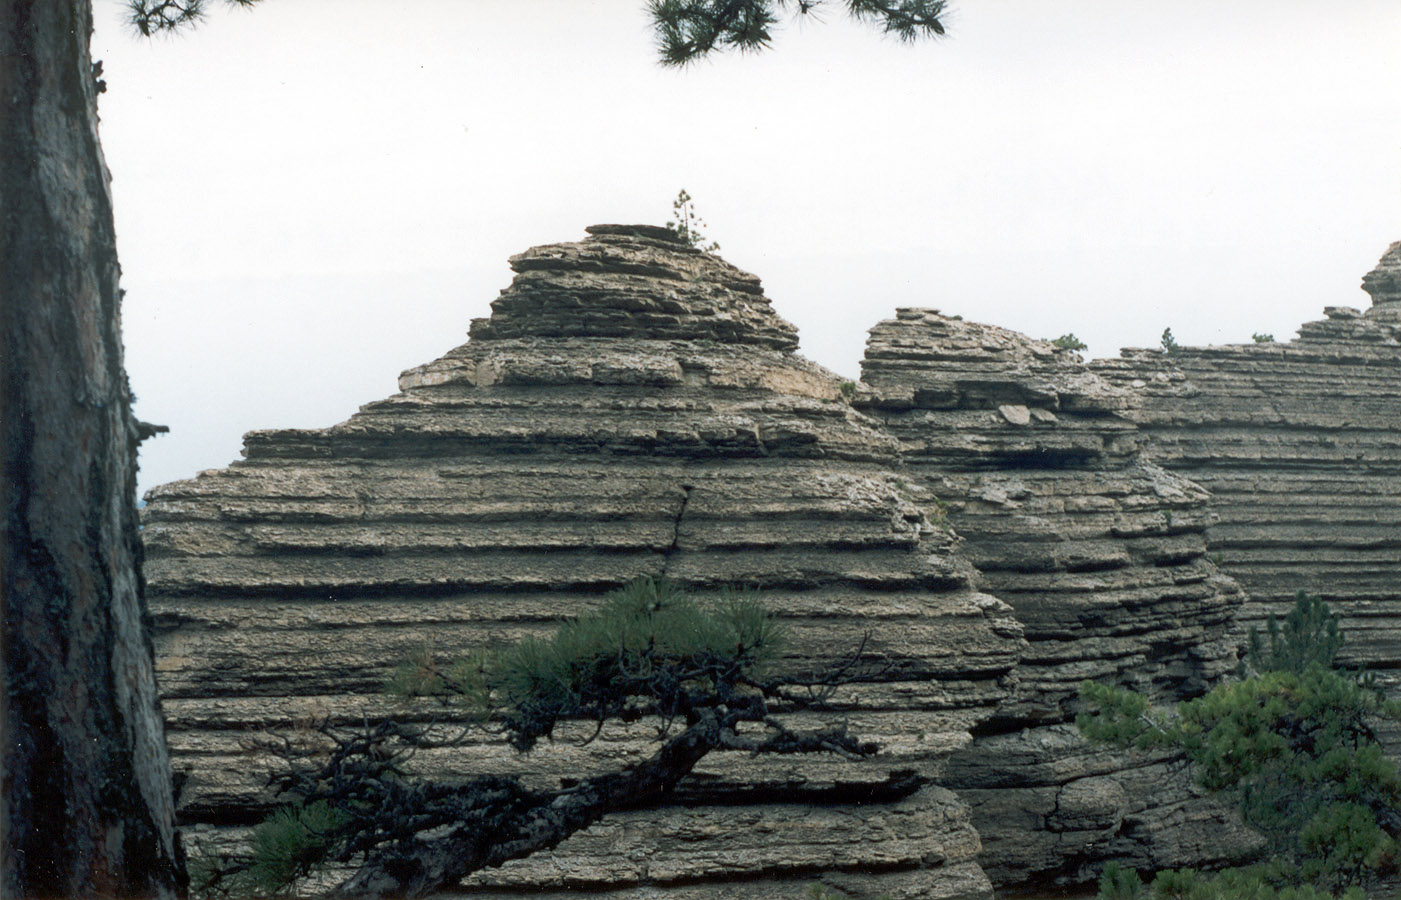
[1077,595,1401,895]
[196,578,889,900]
[2,3,190,895]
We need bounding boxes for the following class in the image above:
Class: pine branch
[127,0,260,36]
[846,0,947,39]
[649,0,948,65]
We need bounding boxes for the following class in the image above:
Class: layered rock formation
[1093,242,1401,727]
[143,226,1025,899]
[854,311,1253,886]
[144,230,1401,895]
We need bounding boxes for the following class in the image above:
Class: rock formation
[1093,242,1401,738]
[142,226,1025,899]
[143,231,1401,896]
[854,311,1254,886]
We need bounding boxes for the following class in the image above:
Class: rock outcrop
[143,226,1025,899]
[855,311,1254,886]
[1093,242,1401,735]
[144,230,1401,896]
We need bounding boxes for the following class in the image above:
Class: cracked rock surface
[856,310,1255,886]
[143,226,1024,899]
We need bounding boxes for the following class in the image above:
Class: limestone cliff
[143,226,1024,899]
[1093,242,1401,740]
[855,311,1255,886]
[143,231,1401,896]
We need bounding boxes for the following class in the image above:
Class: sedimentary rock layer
[143,226,1024,899]
[1093,242,1401,722]
[856,310,1253,886]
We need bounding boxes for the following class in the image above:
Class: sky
[88,1,1401,497]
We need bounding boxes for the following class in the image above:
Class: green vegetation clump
[391,576,782,751]
[1097,861,1363,900]
[1160,327,1181,355]
[1079,594,1401,897]
[1051,333,1088,351]
[1252,332,1276,343]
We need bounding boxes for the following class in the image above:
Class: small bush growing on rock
[1051,333,1088,351]
[1098,866,1365,900]
[1247,590,1343,675]
[1252,332,1276,343]
[1160,327,1181,355]
[1079,594,1401,896]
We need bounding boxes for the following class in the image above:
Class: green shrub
[1051,333,1088,351]
[392,577,783,750]
[1246,590,1343,675]
[1079,594,1401,895]
[1092,863,1366,900]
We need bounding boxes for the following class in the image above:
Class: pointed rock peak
[1362,240,1401,321]
[466,226,800,350]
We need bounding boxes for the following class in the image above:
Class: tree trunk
[336,716,722,900]
[1,2,184,896]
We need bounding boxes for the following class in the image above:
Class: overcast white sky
[89,1,1401,497]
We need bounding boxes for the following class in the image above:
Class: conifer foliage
[1078,594,1401,896]
[199,579,889,899]
[125,0,260,35]
[648,0,948,65]
[666,189,721,252]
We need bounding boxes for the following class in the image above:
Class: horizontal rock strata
[855,310,1254,886]
[143,226,1025,899]
[1093,242,1401,738]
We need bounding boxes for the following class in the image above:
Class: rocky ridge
[1092,242,1401,735]
[142,231,1401,896]
[143,226,1025,899]
[853,311,1253,885]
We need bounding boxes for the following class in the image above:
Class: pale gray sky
[89,1,1401,497]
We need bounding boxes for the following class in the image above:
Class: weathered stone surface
[1362,240,1401,322]
[1093,243,1401,742]
[855,310,1254,886]
[186,787,991,900]
[144,227,1023,898]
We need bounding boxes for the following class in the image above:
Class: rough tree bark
[1,2,184,896]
